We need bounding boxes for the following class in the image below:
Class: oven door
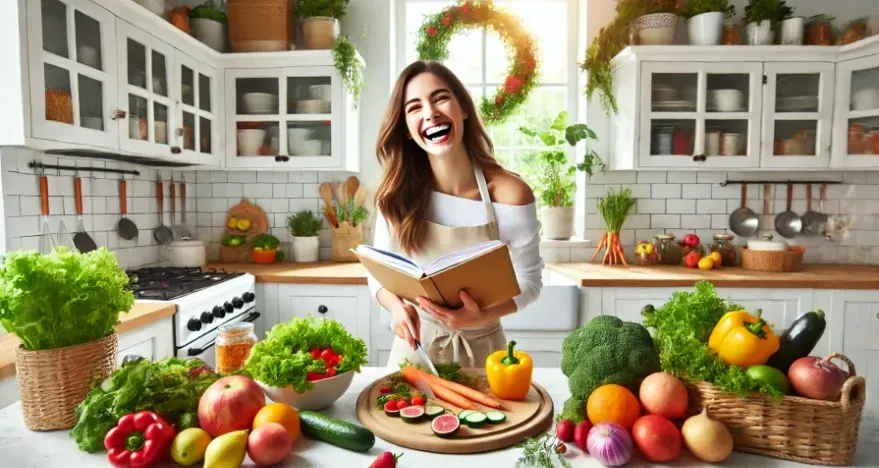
[177,310,261,368]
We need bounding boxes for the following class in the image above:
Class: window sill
[540,237,591,249]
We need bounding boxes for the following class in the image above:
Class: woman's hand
[418,291,485,329]
[391,302,421,350]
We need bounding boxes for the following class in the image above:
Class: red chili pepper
[104,411,176,468]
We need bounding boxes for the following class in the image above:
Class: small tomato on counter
[104,411,176,468]
[486,340,533,400]
[708,310,780,368]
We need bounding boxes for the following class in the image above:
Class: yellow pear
[204,429,248,468]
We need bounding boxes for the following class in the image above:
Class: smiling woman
[370,61,544,369]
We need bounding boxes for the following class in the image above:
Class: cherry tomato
[383,401,397,412]
[411,396,426,406]
[326,366,337,378]
[395,400,409,410]
[310,348,322,360]
[306,371,326,382]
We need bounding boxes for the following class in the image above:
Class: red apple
[198,375,266,437]
[683,234,700,248]
[247,422,292,467]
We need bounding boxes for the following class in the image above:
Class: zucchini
[425,405,445,419]
[766,310,827,373]
[463,412,487,428]
[457,410,475,422]
[485,411,506,424]
[299,411,375,452]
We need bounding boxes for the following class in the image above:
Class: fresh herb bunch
[515,432,571,468]
[680,0,733,18]
[641,281,784,399]
[245,316,368,393]
[251,233,280,250]
[294,0,350,18]
[374,380,413,409]
[582,0,679,115]
[332,36,364,108]
[399,359,476,387]
[744,0,794,28]
[519,111,606,208]
[337,199,369,226]
[71,357,226,453]
[0,247,134,351]
[287,210,323,237]
[190,1,227,22]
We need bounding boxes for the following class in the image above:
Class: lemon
[698,257,715,271]
[227,217,238,229]
[204,429,248,468]
[236,218,252,231]
[171,428,212,466]
[709,251,723,265]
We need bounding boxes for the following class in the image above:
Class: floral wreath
[415,0,539,127]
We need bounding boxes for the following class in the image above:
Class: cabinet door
[27,0,119,149]
[224,68,283,168]
[174,51,220,166]
[831,54,879,168]
[279,295,359,335]
[115,20,175,156]
[117,317,174,365]
[762,62,834,168]
[833,290,879,420]
[639,62,762,169]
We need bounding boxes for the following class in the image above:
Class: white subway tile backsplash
[681,214,711,229]
[637,199,665,214]
[682,184,712,199]
[258,172,287,183]
[637,172,666,183]
[228,171,257,183]
[270,198,289,213]
[3,172,40,196]
[303,184,321,198]
[244,183,273,198]
[627,184,650,199]
[667,172,697,183]
[651,184,682,199]
[697,199,728,214]
[210,198,227,212]
[711,214,730,229]
[666,199,696,214]
[20,196,41,216]
[696,172,727,183]
[5,196,20,217]
[651,214,680,229]
[843,172,867,184]
[273,184,287,198]
[626,214,651,229]
[286,183,304,198]
[290,198,319,213]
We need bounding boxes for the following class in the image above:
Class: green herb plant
[189,0,227,22]
[519,111,606,208]
[681,0,734,18]
[251,233,280,251]
[744,0,794,28]
[332,36,365,108]
[287,210,323,237]
[0,247,134,351]
[294,0,350,18]
[337,199,369,226]
[641,281,784,399]
[245,316,368,393]
[515,432,572,468]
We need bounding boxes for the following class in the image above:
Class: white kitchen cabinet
[275,284,372,353]
[172,50,221,166]
[829,289,879,419]
[116,317,174,365]
[832,49,879,168]
[254,283,279,340]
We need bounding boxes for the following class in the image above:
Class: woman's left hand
[418,291,484,329]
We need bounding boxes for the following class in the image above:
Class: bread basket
[741,234,804,272]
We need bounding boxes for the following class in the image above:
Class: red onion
[789,356,847,400]
[586,422,633,467]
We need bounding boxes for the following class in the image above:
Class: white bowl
[852,88,879,111]
[243,92,279,114]
[712,89,744,111]
[237,129,266,156]
[257,370,354,411]
[288,128,312,155]
[296,100,330,114]
[308,84,332,101]
[303,139,323,155]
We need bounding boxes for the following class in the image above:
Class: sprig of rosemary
[515,432,571,468]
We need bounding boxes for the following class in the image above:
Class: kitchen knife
[412,374,435,400]
[415,340,440,377]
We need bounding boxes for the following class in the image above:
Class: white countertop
[1,367,877,467]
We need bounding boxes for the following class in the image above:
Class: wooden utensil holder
[332,221,362,262]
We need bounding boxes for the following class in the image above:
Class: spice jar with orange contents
[216,322,258,373]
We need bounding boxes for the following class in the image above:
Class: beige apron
[386,165,507,369]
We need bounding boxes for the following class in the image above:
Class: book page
[424,240,504,275]
[354,245,424,277]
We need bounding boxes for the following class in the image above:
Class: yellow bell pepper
[485,341,533,400]
[708,309,780,368]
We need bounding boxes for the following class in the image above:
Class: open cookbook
[351,240,521,309]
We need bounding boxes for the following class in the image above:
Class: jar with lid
[711,234,738,266]
[633,241,657,266]
[806,15,834,45]
[722,20,741,45]
[653,234,681,265]
[216,322,257,373]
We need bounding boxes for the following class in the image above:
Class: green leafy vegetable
[246,316,368,393]
[399,359,475,387]
[337,199,369,227]
[0,247,134,351]
[71,357,227,453]
[641,281,783,399]
[515,432,571,468]
[251,234,280,251]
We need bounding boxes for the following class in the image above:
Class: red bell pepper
[104,411,176,468]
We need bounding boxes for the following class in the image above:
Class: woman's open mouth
[422,123,452,144]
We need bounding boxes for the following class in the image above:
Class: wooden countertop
[0,302,175,379]
[207,261,369,284]
[547,263,879,289]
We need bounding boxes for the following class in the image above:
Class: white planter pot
[687,12,724,45]
[541,206,574,240]
[191,18,226,52]
[292,236,320,263]
[745,20,774,45]
[633,13,678,45]
[778,17,805,45]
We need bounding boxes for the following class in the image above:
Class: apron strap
[473,166,500,239]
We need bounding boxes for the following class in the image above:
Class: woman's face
[403,72,468,157]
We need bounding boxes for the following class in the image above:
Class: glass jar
[653,234,681,265]
[633,241,657,266]
[806,15,834,45]
[216,322,257,373]
[722,21,741,45]
[711,234,738,266]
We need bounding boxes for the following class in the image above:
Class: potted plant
[743,0,793,45]
[519,111,606,240]
[332,36,365,108]
[629,0,680,45]
[190,1,227,52]
[682,0,734,45]
[251,233,283,264]
[295,0,350,50]
[287,210,323,263]
[0,247,134,430]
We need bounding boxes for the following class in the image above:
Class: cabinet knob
[111,109,127,120]
[692,154,707,162]
[274,155,290,162]
[318,305,328,314]
[171,146,182,154]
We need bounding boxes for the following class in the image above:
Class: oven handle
[187,311,261,357]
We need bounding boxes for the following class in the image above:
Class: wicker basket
[227,0,293,52]
[686,353,866,466]
[15,333,118,431]
[740,245,805,272]
[332,221,362,262]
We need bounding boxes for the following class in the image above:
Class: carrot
[414,369,505,410]
[615,234,629,266]
[591,233,607,262]
[400,367,477,410]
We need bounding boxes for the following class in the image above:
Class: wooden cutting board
[218,199,269,263]
[355,371,553,454]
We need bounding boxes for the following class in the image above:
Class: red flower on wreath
[426,26,437,36]
[442,15,451,26]
[495,95,504,105]
[504,76,523,94]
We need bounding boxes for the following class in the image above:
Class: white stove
[126,267,260,366]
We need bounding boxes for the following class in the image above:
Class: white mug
[706,131,722,156]
[721,133,742,156]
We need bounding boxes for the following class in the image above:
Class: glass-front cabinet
[639,62,762,168]
[225,66,353,170]
[833,53,879,168]
[27,0,119,149]
[761,63,835,168]
[174,51,220,166]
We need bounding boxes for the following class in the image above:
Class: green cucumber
[457,410,475,422]
[464,412,487,428]
[425,405,445,419]
[485,411,506,424]
[299,411,375,452]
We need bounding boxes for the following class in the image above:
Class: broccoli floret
[558,315,660,422]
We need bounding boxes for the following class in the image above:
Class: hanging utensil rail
[28,161,140,176]
[719,179,841,187]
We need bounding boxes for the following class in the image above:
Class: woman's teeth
[423,123,451,142]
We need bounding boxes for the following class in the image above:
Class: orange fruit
[709,251,722,265]
[586,384,641,430]
[252,402,301,442]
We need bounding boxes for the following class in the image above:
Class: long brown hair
[375,61,503,254]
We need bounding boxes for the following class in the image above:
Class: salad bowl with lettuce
[245,316,368,410]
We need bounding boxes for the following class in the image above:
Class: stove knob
[187,318,202,331]
[200,311,213,324]
[224,302,234,313]
[212,306,225,319]
[242,292,255,303]
[232,297,244,309]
